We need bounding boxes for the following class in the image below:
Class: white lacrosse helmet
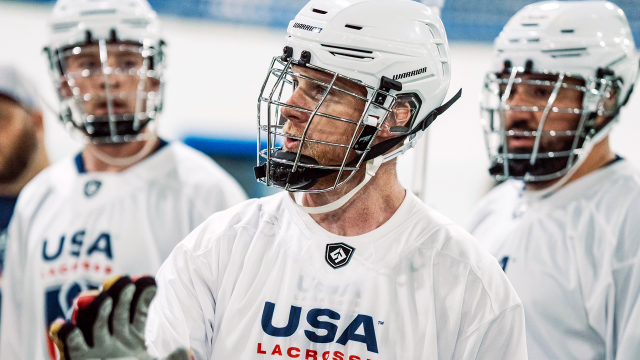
[255,0,459,196]
[44,0,165,144]
[481,1,639,182]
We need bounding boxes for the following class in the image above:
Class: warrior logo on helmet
[255,0,460,214]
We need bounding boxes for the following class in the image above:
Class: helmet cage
[481,65,620,182]
[45,36,165,144]
[256,49,403,193]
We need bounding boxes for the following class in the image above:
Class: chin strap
[290,156,383,214]
[86,135,158,167]
[356,89,462,163]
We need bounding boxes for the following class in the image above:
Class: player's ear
[595,87,618,127]
[377,100,412,140]
[59,78,73,98]
[30,110,45,133]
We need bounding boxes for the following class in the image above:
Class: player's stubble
[282,118,363,190]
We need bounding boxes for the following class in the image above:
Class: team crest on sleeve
[325,243,355,269]
[84,180,102,197]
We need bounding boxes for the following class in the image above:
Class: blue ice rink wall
[16,0,640,43]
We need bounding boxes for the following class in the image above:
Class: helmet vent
[509,38,540,43]
[321,44,372,54]
[52,22,79,32]
[521,23,538,27]
[328,52,374,61]
[542,47,587,58]
[122,18,151,27]
[345,24,363,30]
[81,9,117,16]
[561,29,575,33]
[542,47,587,53]
[312,8,328,14]
[550,53,585,58]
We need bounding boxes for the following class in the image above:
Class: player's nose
[96,57,124,91]
[98,72,122,91]
[505,90,538,130]
[505,109,538,132]
[281,90,311,125]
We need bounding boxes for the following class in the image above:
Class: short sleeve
[146,231,219,359]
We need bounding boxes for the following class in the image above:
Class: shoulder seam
[585,185,640,251]
[189,223,258,258]
[25,188,55,229]
[190,227,237,258]
[612,253,640,271]
[431,247,498,315]
[458,303,522,344]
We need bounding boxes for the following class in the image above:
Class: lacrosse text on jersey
[146,191,527,359]
[40,229,115,359]
[0,142,247,360]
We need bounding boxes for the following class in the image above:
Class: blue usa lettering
[42,235,65,261]
[261,301,379,354]
[70,230,85,257]
[42,230,113,261]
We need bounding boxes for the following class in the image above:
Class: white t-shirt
[467,160,640,360]
[146,190,527,360]
[0,141,247,360]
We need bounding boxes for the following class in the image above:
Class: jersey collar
[75,138,169,174]
[283,190,427,270]
[523,159,632,208]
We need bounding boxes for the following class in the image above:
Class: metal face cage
[46,39,165,144]
[256,49,401,192]
[480,66,618,182]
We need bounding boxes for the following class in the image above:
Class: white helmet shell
[44,0,166,144]
[481,0,639,188]
[48,0,161,50]
[493,0,639,103]
[256,0,459,198]
[285,0,451,133]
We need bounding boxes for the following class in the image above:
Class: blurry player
[468,1,640,359]
[50,1,528,359]
[0,65,48,233]
[0,0,246,359]
[0,65,50,326]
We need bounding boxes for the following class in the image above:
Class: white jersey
[0,141,247,360]
[146,191,527,360]
[467,160,640,360]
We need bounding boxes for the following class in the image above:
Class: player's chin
[282,143,300,154]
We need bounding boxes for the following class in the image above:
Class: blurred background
[1,0,639,226]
